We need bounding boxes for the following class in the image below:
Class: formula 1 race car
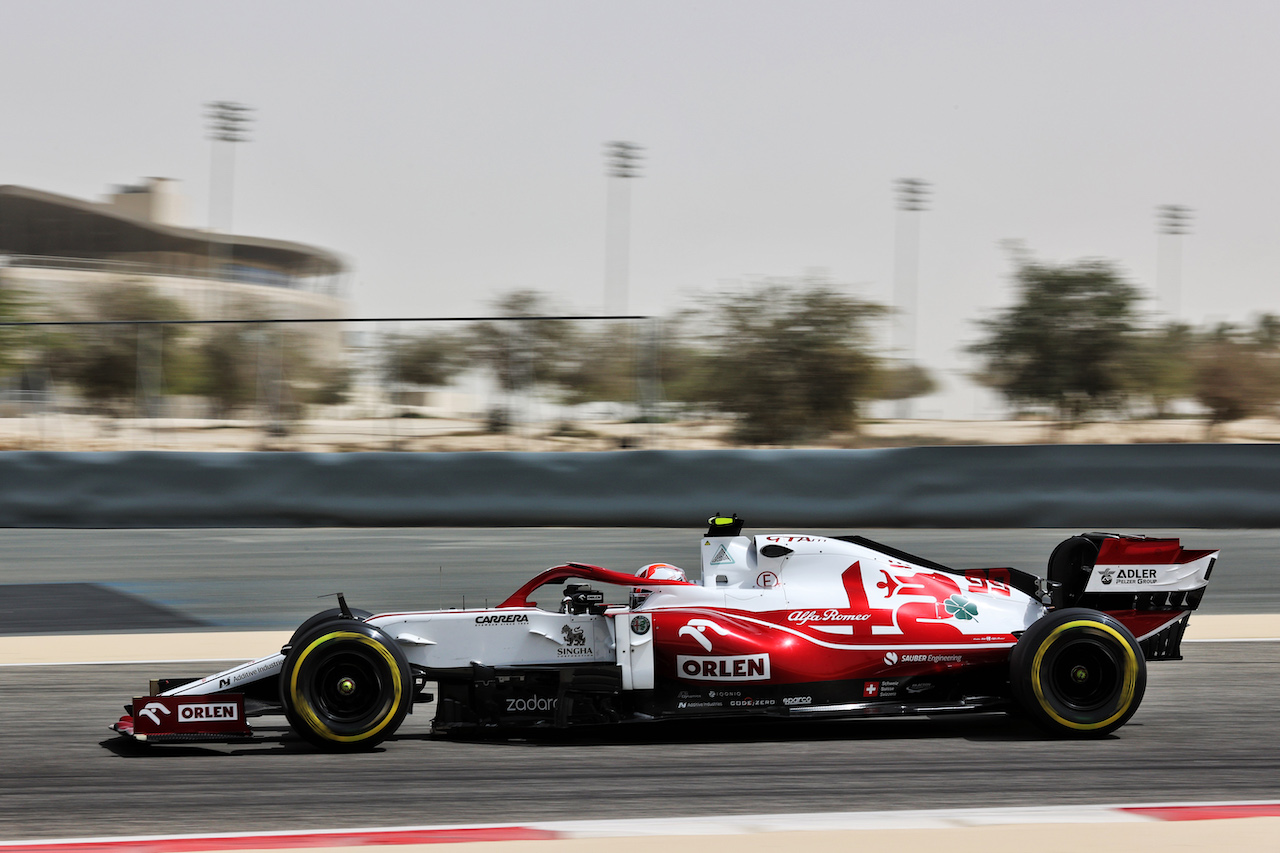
[111,516,1217,749]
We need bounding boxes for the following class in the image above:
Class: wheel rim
[1043,636,1123,712]
[309,648,387,725]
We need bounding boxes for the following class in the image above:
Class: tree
[969,257,1141,424]
[1192,318,1280,429]
[169,294,355,421]
[467,291,572,392]
[47,282,192,414]
[189,321,352,421]
[0,283,28,377]
[1127,322,1195,417]
[685,275,887,444]
[869,362,938,403]
[1251,313,1280,349]
[549,317,726,424]
[382,329,467,390]
[467,291,575,431]
[551,321,638,406]
[188,324,259,417]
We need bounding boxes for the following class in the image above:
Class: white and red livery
[111,516,1217,749]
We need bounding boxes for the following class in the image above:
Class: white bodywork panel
[615,613,655,690]
[162,608,619,699]
[1084,551,1216,593]
[370,608,615,669]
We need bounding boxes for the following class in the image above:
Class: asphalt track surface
[1,528,1278,841]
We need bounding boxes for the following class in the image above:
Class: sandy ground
[0,630,293,665]
[4,414,1280,452]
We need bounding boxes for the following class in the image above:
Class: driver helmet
[630,563,687,609]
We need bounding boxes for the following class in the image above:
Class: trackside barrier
[0,444,1277,528]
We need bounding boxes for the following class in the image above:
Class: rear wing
[1049,533,1218,661]
[1067,534,1217,610]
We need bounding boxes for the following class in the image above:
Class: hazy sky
[4,1,1279,415]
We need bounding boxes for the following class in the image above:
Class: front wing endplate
[112,693,254,742]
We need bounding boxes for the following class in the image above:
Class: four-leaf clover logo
[944,594,978,620]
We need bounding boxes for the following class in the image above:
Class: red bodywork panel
[1096,537,1215,566]
[1102,610,1188,642]
[649,605,1013,686]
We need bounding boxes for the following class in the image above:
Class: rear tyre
[281,620,411,751]
[1010,608,1146,738]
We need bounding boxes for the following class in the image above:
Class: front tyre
[1010,608,1146,738]
[281,620,411,751]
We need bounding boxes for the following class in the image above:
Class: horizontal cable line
[0,314,649,327]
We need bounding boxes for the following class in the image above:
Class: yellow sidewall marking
[1031,620,1138,731]
[289,631,404,743]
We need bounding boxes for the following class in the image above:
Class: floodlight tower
[892,177,931,419]
[604,141,644,314]
[1156,204,1193,320]
[205,101,254,279]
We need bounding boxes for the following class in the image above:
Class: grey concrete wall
[0,445,1274,528]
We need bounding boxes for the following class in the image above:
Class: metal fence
[0,315,674,452]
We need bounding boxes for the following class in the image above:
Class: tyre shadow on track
[396,712,1064,748]
[99,714,1084,757]
[97,725,378,758]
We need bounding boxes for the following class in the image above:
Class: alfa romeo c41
[111,516,1216,749]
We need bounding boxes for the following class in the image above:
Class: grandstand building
[0,178,349,323]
